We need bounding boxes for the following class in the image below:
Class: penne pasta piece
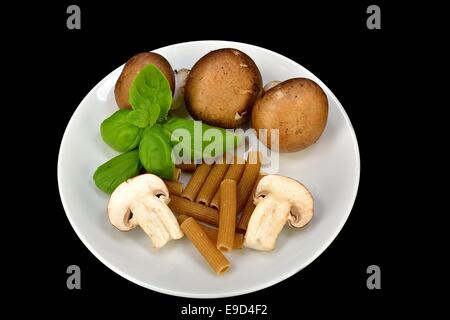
[181,217,230,275]
[246,150,261,165]
[237,174,265,231]
[233,232,244,249]
[163,180,184,196]
[171,167,182,181]
[168,195,219,226]
[204,226,244,249]
[202,227,222,246]
[181,163,212,200]
[210,160,245,209]
[177,214,190,224]
[176,163,197,172]
[236,151,261,212]
[178,215,243,249]
[196,162,230,205]
[217,179,237,252]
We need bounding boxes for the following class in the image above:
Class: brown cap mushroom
[244,175,313,251]
[252,78,328,152]
[115,52,176,109]
[108,174,183,248]
[184,48,263,128]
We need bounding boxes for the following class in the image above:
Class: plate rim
[57,40,360,298]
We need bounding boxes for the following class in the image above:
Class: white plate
[58,40,360,298]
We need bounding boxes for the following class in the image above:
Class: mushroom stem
[130,197,183,248]
[243,196,291,251]
[172,69,190,110]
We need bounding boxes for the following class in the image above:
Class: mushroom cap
[115,52,175,109]
[107,174,170,231]
[252,78,328,152]
[184,48,262,128]
[254,175,314,228]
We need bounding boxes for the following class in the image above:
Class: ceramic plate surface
[58,40,360,298]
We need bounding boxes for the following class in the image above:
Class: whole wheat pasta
[210,160,245,209]
[237,174,265,230]
[178,215,243,249]
[232,232,244,249]
[177,214,190,224]
[181,163,212,200]
[168,195,219,226]
[204,226,244,249]
[163,180,183,196]
[176,163,197,171]
[217,179,237,252]
[196,162,230,205]
[236,151,261,212]
[171,167,182,181]
[180,217,230,275]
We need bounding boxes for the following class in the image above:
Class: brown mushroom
[252,78,328,152]
[115,52,176,109]
[184,48,263,128]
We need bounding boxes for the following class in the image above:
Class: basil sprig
[100,109,143,152]
[163,117,241,162]
[94,64,241,193]
[93,150,142,194]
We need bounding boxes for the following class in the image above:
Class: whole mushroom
[252,78,328,152]
[184,48,263,128]
[108,174,183,248]
[115,52,176,109]
[244,175,313,251]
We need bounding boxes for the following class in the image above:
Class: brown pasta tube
[176,163,197,171]
[205,226,243,249]
[210,160,245,209]
[181,163,212,200]
[232,232,244,249]
[181,217,230,275]
[163,180,184,196]
[237,174,265,230]
[236,151,261,212]
[171,167,182,181]
[196,163,230,205]
[177,214,190,224]
[217,179,237,252]
[168,195,219,226]
[178,214,243,249]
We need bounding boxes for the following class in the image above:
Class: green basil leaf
[148,102,161,126]
[139,124,174,179]
[126,109,150,128]
[93,150,142,194]
[128,64,172,123]
[163,117,242,162]
[100,110,143,152]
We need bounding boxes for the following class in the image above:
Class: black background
[20,0,420,316]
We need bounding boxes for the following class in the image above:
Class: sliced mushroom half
[108,174,183,248]
[244,175,314,251]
